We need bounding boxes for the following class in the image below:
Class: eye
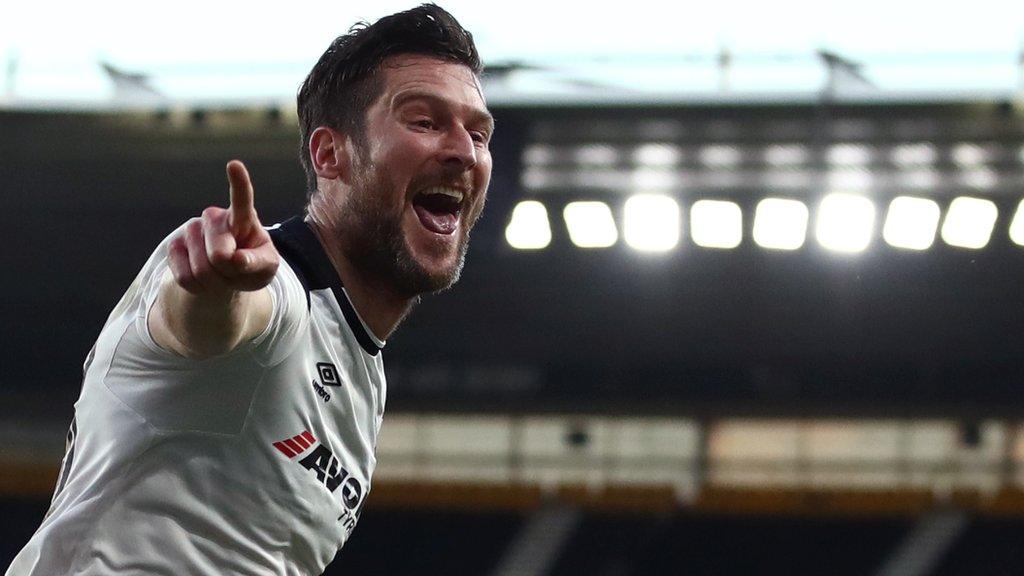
[412,118,436,131]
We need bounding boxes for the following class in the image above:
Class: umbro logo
[312,362,340,403]
[317,362,341,386]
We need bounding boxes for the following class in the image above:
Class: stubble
[340,157,473,297]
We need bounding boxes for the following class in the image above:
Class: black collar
[268,216,381,356]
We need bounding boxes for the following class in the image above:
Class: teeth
[420,186,464,203]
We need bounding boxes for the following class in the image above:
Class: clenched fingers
[229,241,279,291]
[167,234,202,294]
[201,206,242,278]
[185,217,230,293]
[167,161,279,295]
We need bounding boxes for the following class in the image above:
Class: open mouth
[412,186,464,235]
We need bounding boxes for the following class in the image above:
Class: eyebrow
[392,90,496,135]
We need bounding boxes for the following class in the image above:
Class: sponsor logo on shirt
[312,362,340,403]
[317,362,341,385]
[273,429,366,534]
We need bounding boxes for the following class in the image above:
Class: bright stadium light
[1010,200,1024,246]
[574,144,618,166]
[630,167,680,190]
[900,169,940,190]
[827,144,871,166]
[765,171,812,190]
[523,144,555,166]
[521,167,555,191]
[623,194,681,252]
[826,168,872,190]
[764,144,809,166]
[699,145,742,167]
[691,200,742,249]
[563,201,618,248]
[816,193,876,253]
[941,196,998,249]
[633,143,682,167]
[891,143,937,166]
[753,198,809,250]
[961,168,997,190]
[951,143,989,167]
[883,196,941,250]
[505,201,551,250]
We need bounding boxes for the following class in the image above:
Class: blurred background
[4,1,1024,574]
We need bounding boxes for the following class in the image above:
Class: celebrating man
[7,4,492,574]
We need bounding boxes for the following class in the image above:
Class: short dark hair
[296,3,482,194]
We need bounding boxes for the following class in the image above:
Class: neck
[304,215,415,342]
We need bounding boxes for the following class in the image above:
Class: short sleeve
[137,252,308,368]
[250,258,309,367]
[103,231,311,435]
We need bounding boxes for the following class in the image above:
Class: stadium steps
[873,508,967,576]
[490,504,582,576]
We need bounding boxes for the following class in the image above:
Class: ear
[309,126,352,183]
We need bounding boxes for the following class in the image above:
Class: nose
[439,126,477,171]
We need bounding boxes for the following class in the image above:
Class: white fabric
[7,223,387,575]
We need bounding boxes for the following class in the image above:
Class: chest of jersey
[250,287,385,554]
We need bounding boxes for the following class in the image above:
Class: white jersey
[7,216,387,576]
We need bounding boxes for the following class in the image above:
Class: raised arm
[148,160,281,359]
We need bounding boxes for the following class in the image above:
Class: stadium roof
[2,0,1024,109]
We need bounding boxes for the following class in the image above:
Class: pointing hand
[167,160,280,295]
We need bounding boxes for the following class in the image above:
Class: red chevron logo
[273,430,316,458]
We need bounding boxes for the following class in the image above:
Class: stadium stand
[551,513,911,576]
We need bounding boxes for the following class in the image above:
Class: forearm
[150,269,272,359]
[147,160,278,359]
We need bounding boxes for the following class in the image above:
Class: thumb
[231,242,280,290]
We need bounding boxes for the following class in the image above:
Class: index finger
[226,160,255,231]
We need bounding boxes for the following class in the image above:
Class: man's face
[335,54,493,297]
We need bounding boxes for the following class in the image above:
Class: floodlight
[505,201,551,250]
[827,144,871,166]
[633,143,682,167]
[574,144,618,166]
[827,169,872,190]
[623,194,681,252]
[891,143,937,166]
[941,197,998,249]
[764,171,812,190]
[523,144,555,166]
[816,193,876,253]
[961,168,997,190]
[764,144,808,166]
[900,169,939,189]
[1010,200,1024,246]
[699,145,741,167]
[951,143,988,167]
[753,198,809,250]
[520,167,553,191]
[691,200,742,249]
[630,168,680,190]
[564,202,618,248]
[883,196,940,250]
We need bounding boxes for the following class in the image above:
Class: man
[7,4,493,574]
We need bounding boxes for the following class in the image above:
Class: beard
[338,158,476,298]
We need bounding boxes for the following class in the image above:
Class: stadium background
[3,2,1024,574]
